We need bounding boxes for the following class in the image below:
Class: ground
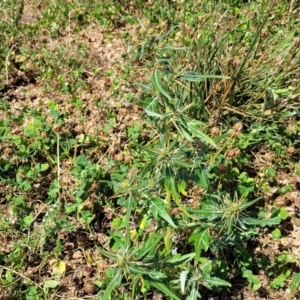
[1,1,300,299]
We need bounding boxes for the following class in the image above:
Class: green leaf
[178,180,187,196]
[165,175,179,202]
[76,155,88,167]
[150,198,177,228]
[290,272,300,293]
[272,228,281,240]
[150,281,180,300]
[23,215,34,228]
[204,277,231,288]
[125,195,133,248]
[152,69,172,101]
[187,287,201,300]
[5,271,13,283]
[137,233,163,260]
[174,159,193,169]
[144,109,163,119]
[112,217,124,229]
[44,280,59,289]
[128,265,166,279]
[180,270,189,293]
[279,207,289,220]
[189,229,210,261]
[186,120,217,148]
[270,273,287,289]
[196,168,209,189]
[243,270,261,291]
[40,163,49,171]
[245,217,281,226]
[166,253,195,265]
[96,247,117,261]
[177,71,229,82]
[102,269,123,300]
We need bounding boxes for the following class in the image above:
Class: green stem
[164,187,173,252]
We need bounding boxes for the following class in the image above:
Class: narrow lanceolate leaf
[150,198,177,228]
[165,175,179,202]
[186,120,217,148]
[166,253,195,265]
[244,217,281,226]
[137,233,163,260]
[187,287,201,300]
[198,228,210,251]
[176,71,229,82]
[204,277,231,288]
[102,269,123,300]
[180,270,189,293]
[150,281,180,300]
[125,195,133,248]
[145,109,163,119]
[96,247,117,261]
[189,229,210,261]
[174,159,193,169]
[152,69,172,101]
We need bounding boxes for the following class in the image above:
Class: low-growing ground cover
[0,0,300,299]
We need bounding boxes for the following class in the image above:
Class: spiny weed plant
[1,0,300,299]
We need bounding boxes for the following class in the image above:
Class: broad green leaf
[270,273,287,289]
[76,155,88,167]
[150,198,177,228]
[177,71,229,82]
[277,252,296,263]
[279,207,289,220]
[150,281,180,300]
[5,271,13,283]
[23,215,34,228]
[102,269,123,300]
[152,69,172,101]
[186,120,217,148]
[40,163,49,171]
[112,217,123,229]
[290,273,300,293]
[243,270,261,291]
[44,280,59,289]
[271,228,281,240]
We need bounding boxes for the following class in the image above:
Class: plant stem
[164,185,172,252]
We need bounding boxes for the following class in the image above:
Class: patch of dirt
[0,2,143,299]
[1,1,300,300]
